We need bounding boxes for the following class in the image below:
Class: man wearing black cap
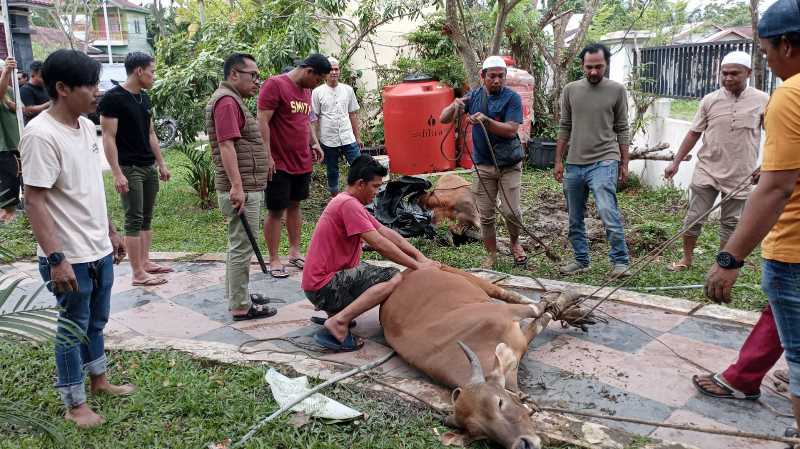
[257,54,330,278]
[704,0,800,442]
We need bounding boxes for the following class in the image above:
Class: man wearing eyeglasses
[205,53,276,321]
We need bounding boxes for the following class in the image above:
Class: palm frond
[0,400,65,445]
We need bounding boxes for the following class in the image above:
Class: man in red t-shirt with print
[257,54,329,278]
[302,155,440,352]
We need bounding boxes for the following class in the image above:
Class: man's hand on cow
[416,259,441,271]
[704,263,739,304]
[553,162,564,183]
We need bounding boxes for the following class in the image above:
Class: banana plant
[0,253,87,444]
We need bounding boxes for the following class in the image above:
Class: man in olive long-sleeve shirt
[554,43,631,277]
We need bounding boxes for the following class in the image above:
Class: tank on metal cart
[382,75,457,175]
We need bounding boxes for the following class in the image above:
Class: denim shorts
[762,259,800,397]
[304,262,399,315]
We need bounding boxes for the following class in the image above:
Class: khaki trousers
[470,162,523,240]
[218,191,263,310]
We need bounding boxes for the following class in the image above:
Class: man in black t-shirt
[99,52,172,287]
[20,61,50,123]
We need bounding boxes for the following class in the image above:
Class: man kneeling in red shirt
[302,155,440,352]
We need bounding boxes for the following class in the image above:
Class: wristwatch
[716,251,744,269]
[47,251,66,266]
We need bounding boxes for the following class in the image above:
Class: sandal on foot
[249,293,285,305]
[310,316,356,328]
[313,328,364,352]
[270,266,290,278]
[692,373,760,400]
[232,303,277,321]
[667,261,690,272]
[145,265,174,274]
[132,277,168,287]
[514,255,528,268]
[288,257,305,269]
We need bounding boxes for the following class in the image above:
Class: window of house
[134,20,140,34]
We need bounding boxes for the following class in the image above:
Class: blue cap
[758,0,800,38]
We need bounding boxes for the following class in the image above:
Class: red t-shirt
[213,96,246,142]
[302,193,382,291]
[257,74,312,174]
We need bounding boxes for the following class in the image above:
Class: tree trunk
[154,0,165,36]
[489,0,521,55]
[750,0,765,90]
[445,0,480,88]
[550,13,568,124]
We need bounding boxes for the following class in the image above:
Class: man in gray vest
[205,53,276,321]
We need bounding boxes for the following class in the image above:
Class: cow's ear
[486,343,516,388]
[451,387,462,404]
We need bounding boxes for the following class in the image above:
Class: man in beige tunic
[664,51,769,270]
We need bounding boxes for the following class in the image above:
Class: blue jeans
[38,253,114,408]
[322,142,361,193]
[563,160,629,266]
[762,259,800,397]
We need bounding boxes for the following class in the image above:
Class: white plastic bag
[265,368,362,421]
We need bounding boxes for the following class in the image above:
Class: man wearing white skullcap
[440,55,527,268]
[664,50,769,274]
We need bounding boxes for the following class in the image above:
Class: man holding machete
[205,53,276,321]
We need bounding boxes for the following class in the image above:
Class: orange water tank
[506,67,535,146]
[382,76,457,175]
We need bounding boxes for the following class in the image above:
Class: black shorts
[265,170,311,211]
[0,151,21,209]
[304,262,400,315]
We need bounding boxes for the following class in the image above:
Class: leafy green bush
[151,0,323,143]
[175,143,216,209]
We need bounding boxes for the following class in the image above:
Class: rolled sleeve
[20,134,60,188]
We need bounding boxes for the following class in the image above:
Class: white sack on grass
[265,368,362,421]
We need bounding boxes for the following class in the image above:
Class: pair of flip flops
[313,327,363,352]
[132,277,168,287]
[145,265,174,274]
[269,258,305,279]
[692,373,760,400]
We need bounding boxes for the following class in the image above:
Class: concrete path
[1,255,793,448]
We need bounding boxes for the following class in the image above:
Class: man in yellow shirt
[704,0,800,442]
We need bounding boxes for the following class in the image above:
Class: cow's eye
[498,398,504,409]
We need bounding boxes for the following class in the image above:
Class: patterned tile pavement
[1,260,793,448]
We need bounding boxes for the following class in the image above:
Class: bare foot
[324,316,349,343]
[144,263,174,274]
[0,209,16,224]
[65,404,105,428]
[90,375,136,396]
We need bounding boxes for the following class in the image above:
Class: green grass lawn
[0,341,593,449]
[669,99,700,121]
[0,149,767,311]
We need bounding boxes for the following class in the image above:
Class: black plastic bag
[366,176,436,239]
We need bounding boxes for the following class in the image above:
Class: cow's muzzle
[512,435,541,449]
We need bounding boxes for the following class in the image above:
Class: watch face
[718,252,732,268]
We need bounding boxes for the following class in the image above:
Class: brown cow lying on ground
[379,265,591,449]
[419,174,481,233]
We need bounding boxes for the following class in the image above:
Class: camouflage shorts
[304,262,400,315]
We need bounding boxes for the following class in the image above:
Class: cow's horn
[457,340,485,384]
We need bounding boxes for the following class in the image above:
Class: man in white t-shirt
[312,57,362,197]
[21,49,132,429]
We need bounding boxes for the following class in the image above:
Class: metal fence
[637,40,778,99]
